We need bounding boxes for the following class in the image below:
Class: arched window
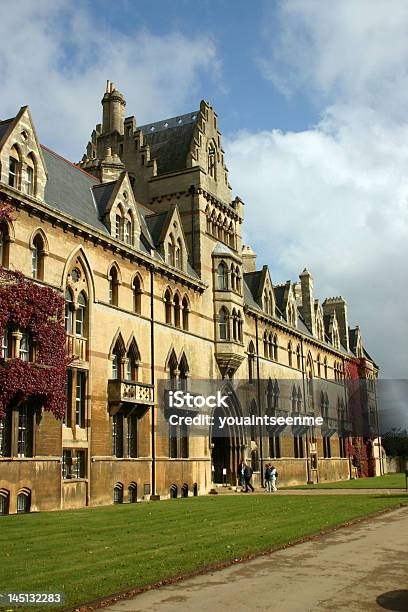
[8,146,20,189]
[288,341,293,367]
[272,334,278,361]
[111,334,125,380]
[248,342,255,382]
[128,483,137,503]
[32,233,44,279]
[17,489,31,514]
[235,267,241,294]
[108,266,119,306]
[175,239,182,269]
[115,214,122,240]
[182,296,189,331]
[232,308,238,341]
[174,294,181,328]
[25,153,36,196]
[317,354,321,377]
[0,489,9,515]
[237,311,243,342]
[168,235,176,267]
[76,292,87,337]
[264,293,269,314]
[217,262,228,290]
[296,344,301,369]
[208,144,216,178]
[19,332,30,362]
[133,276,142,314]
[230,264,236,291]
[65,289,74,335]
[264,332,268,357]
[168,350,178,390]
[0,222,10,268]
[126,339,140,381]
[324,356,328,379]
[164,289,172,325]
[179,353,189,392]
[123,219,132,245]
[113,483,123,504]
[218,307,229,340]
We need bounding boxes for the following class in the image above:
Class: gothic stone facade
[0,82,380,513]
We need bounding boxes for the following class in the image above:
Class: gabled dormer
[0,106,48,200]
[274,281,298,327]
[145,205,188,272]
[244,265,275,317]
[93,172,141,248]
[324,310,340,349]
[314,301,325,342]
[349,325,363,358]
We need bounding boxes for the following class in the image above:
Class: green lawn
[284,473,407,490]
[0,494,407,611]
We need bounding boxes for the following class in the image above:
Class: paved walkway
[106,506,408,612]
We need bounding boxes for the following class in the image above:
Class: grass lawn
[283,473,407,490]
[0,493,407,611]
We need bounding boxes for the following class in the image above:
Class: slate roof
[0,118,13,146]
[144,212,167,244]
[41,146,108,234]
[92,182,116,218]
[243,271,263,302]
[138,111,199,175]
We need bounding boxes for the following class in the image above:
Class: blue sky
[1,0,408,378]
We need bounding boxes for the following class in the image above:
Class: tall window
[133,276,142,314]
[0,223,9,268]
[294,436,304,459]
[0,490,9,515]
[174,294,181,328]
[296,345,301,369]
[75,371,86,428]
[248,342,255,382]
[175,239,182,269]
[17,491,31,514]
[108,266,119,306]
[19,332,30,362]
[17,405,33,457]
[113,483,123,503]
[272,335,278,361]
[0,411,11,457]
[76,292,86,337]
[115,215,121,240]
[217,263,228,290]
[168,236,176,267]
[218,307,229,340]
[208,145,216,178]
[112,415,124,457]
[269,435,281,459]
[26,165,34,195]
[31,234,44,280]
[124,220,131,244]
[182,296,189,331]
[1,328,10,359]
[64,369,73,427]
[164,289,172,325]
[8,155,18,188]
[65,289,73,334]
[126,340,139,381]
[288,342,293,367]
[128,414,138,457]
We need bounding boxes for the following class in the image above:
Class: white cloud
[0,0,219,160]
[226,0,408,377]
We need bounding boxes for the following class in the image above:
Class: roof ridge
[41,144,100,182]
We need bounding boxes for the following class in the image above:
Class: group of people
[237,461,278,493]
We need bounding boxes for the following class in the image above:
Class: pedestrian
[244,462,254,492]
[271,465,278,492]
[265,463,273,492]
[237,459,246,491]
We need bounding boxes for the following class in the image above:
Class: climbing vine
[0,267,67,420]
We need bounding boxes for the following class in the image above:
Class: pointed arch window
[272,334,278,361]
[230,264,236,291]
[25,154,36,196]
[168,235,176,267]
[124,219,132,245]
[235,267,241,294]
[175,239,182,269]
[8,147,20,188]
[288,341,293,367]
[32,233,45,280]
[296,344,301,370]
[65,289,74,334]
[0,222,10,268]
[217,262,228,290]
[76,292,87,337]
[108,266,119,306]
[248,342,255,382]
[182,296,189,331]
[133,276,142,314]
[179,354,189,392]
[115,214,122,240]
[126,340,140,381]
[174,294,181,328]
[218,307,229,340]
[164,289,172,325]
[324,356,328,379]
[264,331,268,357]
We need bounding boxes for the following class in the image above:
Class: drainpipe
[255,315,264,487]
[150,265,156,497]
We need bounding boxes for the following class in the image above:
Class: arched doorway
[211,390,246,485]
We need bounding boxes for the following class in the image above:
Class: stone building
[0,82,381,514]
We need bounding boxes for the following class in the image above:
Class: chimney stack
[101,81,126,134]
[322,297,349,351]
[299,268,315,336]
[242,245,257,273]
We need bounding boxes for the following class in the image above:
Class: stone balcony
[214,340,245,378]
[66,334,87,362]
[108,379,154,408]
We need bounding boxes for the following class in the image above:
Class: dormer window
[115,215,121,240]
[124,220,131,245]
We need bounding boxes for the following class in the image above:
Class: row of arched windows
[217,262,241,294]
[334,360,343,381]
[317,354,329,379]
[107,265,143,314]
[113,482,138,504]
[111,333,140,381]
[264,333,278,361]
[206,206,236,249]
[164,289,189,330]
[0,487,31,515]
[167,233,183,269]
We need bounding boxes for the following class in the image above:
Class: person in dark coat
[244,463,254,492]
[237,459,246,490]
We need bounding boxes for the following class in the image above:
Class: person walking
[271,465,278,492]
[244,463,254,492]
[237,459,246,491]
[265,463,273,492]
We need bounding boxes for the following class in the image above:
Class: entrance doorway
[210,395,246,485]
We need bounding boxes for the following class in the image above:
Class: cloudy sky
[1,0,407,378]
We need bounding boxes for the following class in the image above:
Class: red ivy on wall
[0,267,67,420]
